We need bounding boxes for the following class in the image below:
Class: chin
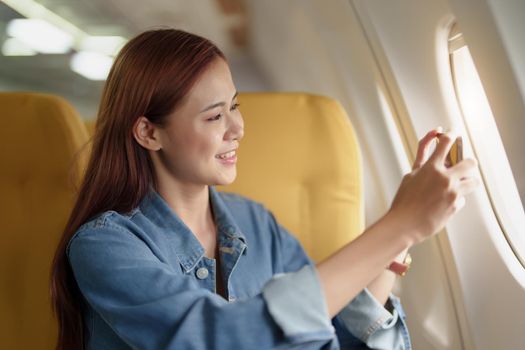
[213,171,237,186]
[215,177,236,186]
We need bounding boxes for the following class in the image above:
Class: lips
[215,149,236,159]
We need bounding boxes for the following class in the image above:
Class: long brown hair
[50,29,225,349]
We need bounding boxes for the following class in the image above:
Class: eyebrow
[199,92,238,113]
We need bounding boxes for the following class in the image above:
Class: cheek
[203,133,223,158]
[165,122,224,163]
[190,130,223,159]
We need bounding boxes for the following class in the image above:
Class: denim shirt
[68,187,411,349]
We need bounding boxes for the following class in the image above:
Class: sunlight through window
[449,25,525,265]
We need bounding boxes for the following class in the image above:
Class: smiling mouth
[215,149,237,159]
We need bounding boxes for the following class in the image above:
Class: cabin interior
[1,0,524,349]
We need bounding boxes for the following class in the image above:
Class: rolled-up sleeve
[263,265,335,343]
[68,224,337,350]
[334,289,411,349]
[268,212,411,350]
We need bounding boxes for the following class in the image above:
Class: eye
[231,103,240,111]
[207,114,222,121]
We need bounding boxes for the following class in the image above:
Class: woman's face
[155,58,244,187]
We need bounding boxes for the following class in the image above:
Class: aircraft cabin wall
[244,0,525,349]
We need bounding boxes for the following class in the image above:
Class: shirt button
[195,267,209,280]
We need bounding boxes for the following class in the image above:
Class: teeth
[217,150,236,159]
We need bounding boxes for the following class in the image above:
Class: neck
[157,180,212,229]
[156,179,217,258]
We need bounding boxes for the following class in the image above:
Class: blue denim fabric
[67,187,411,349]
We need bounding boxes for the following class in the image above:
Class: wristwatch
[387,253,412,276]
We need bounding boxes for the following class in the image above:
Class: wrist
[393,248,409,263]
[382,210,419,249]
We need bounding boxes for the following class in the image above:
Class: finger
[429,131,457,165]
[413,127,443,170]
[453,196,466,214]
[457,176,480,196]
[449,158,478,179]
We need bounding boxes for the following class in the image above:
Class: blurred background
[0,0,271,118]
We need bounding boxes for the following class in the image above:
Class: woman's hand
[388,129,480,245]
[318,128,480,317]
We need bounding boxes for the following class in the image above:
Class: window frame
[448,24,525,268]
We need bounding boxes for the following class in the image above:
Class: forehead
[183,58,236,110]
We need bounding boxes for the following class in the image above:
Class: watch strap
[387,253,412,276]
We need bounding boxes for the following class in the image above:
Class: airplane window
[448,25,525,265]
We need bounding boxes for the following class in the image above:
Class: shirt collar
[138,186,247,273]
[208,187,247,245]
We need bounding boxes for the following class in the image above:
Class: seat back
[0,91,361,348]
[219,93,364,262]
[0,92,89,349]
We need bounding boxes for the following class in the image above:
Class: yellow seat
[0,92,89,350]
[1,92,361,349]
[84,119,96,136]
[219,93,364,262]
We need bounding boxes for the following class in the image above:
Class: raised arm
[366,128,444,305]
[317,131,479,317]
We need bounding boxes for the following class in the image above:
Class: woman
[50,29,478,349]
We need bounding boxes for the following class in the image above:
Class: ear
[132,116,162,151]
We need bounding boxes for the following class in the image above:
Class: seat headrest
[219,92,364,261]
[0,92,89,184]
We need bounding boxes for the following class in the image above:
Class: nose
[225,110,244,142]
